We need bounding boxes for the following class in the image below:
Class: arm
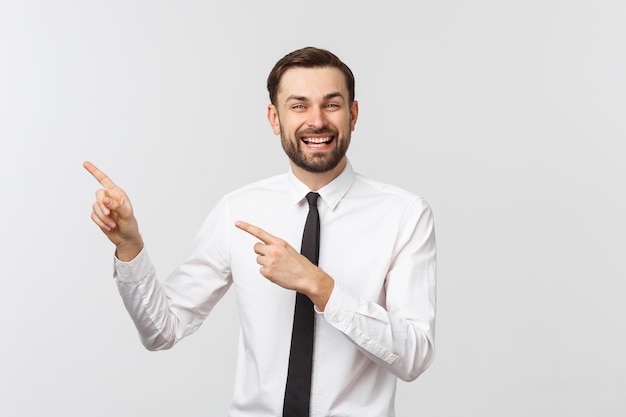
[85,162,232,350]
[324,201,437,381]
[114,227,232,351]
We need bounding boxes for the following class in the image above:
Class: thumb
[103,191,133,219]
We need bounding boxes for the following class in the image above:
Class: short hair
[267,47,355,105]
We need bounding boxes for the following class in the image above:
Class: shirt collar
[287,160,356,210]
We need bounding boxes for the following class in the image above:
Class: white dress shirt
[114,161,437,417]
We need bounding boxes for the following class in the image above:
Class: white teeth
[303,137,332,144]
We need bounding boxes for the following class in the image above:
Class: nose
[306,106,328,129]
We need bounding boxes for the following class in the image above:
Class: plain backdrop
[1,1,624,416]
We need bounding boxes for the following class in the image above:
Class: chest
[229,202,404,303]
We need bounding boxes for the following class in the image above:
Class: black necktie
[283,192,319,416]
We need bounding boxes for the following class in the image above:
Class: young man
[85,47,436,417]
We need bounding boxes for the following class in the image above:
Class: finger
[253,242,267,255]
[95,185,129,218]
[101,191,125,213]
[83,161,117,189]
[235,221,279,244]
[92,202,116,230]
[95,189,111,215]
[91,210,114,232]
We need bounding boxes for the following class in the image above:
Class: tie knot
[306,192,319,207]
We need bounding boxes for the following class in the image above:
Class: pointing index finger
[235,221,278,244]
[83,161,117,189]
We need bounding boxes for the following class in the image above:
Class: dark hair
[267,47,355,105]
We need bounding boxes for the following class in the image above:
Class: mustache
[297,127,338,136]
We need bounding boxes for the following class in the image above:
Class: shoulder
[352,173,431,210]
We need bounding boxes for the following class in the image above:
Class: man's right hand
[84,161,143,262]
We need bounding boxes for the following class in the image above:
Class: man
[85,47,436,417]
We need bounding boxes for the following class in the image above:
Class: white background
[1,1,624,416]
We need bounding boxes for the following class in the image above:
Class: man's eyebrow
[284,92,346,103]
[285,95,309,102]
[324,92,345,101]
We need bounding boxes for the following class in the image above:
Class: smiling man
[85,47,436,417]
[269,65,356,181]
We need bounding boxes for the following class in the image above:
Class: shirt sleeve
[114,198,233,351]
[322,199,437,381]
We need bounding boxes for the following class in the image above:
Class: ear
[349,100,359,131]
[267,104,281,135]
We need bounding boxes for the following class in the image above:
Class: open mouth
[301,136,334,149]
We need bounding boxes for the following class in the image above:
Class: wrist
[115,237,144,262]
[309,271,334,312]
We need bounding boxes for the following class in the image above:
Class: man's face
[268,67,358,174]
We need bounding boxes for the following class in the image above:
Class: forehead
[277,67,348,102]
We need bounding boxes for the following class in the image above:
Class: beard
[280,126,351,173]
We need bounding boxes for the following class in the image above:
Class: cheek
[334,116,353,133]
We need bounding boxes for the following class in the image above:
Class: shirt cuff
[113,248,152,283]
[321,283,356,328]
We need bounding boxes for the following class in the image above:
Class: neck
[290,158,347,191]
